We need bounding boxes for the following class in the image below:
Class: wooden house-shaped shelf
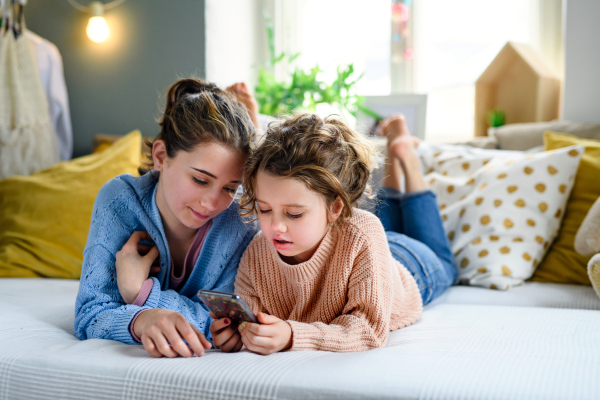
[475,42,562,136]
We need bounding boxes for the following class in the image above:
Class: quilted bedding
[1,278,599,400]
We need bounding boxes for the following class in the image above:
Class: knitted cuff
[129,309,150,343]
[287,320,322,351]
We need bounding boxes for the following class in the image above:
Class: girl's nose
[202,190,219,212]
[271,215,287,234]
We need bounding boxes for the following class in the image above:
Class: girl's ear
[152,140,167,171]
[329,196,345,224]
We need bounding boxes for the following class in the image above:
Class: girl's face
[255,170,343,265]
[154,140,244,236]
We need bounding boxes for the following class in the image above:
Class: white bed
[1,278,599,400]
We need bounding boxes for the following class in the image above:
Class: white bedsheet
[436,282,600,310]
[1,278,599,400]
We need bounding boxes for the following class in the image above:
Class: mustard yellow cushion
[530,131,600,285]
[0,131,141,279]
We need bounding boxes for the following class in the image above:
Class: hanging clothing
[0,26,60,179]
[26,30,72,161]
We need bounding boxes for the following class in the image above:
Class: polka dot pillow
[418,143,584,290]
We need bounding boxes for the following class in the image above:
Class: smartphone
[197,289,258,325]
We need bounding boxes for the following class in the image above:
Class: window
[206,0,562,141]
[412,0,562,142]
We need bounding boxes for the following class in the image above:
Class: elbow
[73,300,96,340]
[364,330,389,351]
[366,337,387,351]
[73,315,88,340]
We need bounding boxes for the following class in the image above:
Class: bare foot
[380,115,427,193]
[379,115,420,150]
[226,82,260,129]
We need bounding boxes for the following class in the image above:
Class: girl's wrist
[282,321,293,351]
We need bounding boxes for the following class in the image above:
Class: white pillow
[417,143,583,290]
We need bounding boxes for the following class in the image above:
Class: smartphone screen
[197,289,258,325]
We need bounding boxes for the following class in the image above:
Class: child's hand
[134,308,212,358]
[238,312,292,355]
[209,312,244,353]
[226,82,260,128]
[115,231,160,304]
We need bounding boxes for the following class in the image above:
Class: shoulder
[340,209,392,273]
[87,174,158,249]
[342,208,387,242]
[95,173,156,210]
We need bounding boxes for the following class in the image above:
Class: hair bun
[166,78,222,110]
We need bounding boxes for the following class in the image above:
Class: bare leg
[380,115,427,193]
[382,155,403,191]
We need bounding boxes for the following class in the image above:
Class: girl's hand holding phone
[238,312,293,355]
[115,231,160,304]
[209,312,244,353]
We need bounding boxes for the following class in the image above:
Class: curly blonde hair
[240,113,378,225]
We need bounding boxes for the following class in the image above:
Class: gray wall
[25,0,206,157]
[563,0,600,123]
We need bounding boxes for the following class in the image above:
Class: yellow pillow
[0,131,142,279]
[530,131,600,285]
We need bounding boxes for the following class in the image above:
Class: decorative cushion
[530,132,600,285]
[490,121,600,151]
[418,142,583,290]
[0,131,141,279]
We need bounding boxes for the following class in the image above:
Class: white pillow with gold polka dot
[417,143,584,290]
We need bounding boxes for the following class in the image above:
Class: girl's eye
[287,213,303,219]
[258,209,271,214]
[224,187,237,194]
[193,177,207,185]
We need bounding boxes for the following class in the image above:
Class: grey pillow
[489,120,600,151]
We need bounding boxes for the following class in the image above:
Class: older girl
[74,78,258,358]
[210,113,456,354]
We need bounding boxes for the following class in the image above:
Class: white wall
[205,0,267,89]
[563,0,600,123]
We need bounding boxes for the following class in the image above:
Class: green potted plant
[254,13,374,124]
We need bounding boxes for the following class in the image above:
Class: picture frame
[357,94,428,140]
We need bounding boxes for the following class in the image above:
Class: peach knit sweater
[235,208,423,352]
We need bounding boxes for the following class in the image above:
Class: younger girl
[210,113,456,354]
[75,78,258,358]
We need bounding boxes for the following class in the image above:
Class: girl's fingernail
[238,322,246,331]
[224,319,230,325]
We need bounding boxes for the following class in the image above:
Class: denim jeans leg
[386,231,450,305]
[399,190,457,284]
[373,187,404,234]
[376,188,457,305]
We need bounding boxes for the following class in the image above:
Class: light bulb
[87,16,110,43]
[86,2,110,43]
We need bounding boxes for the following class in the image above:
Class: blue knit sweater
[74,172,257,344]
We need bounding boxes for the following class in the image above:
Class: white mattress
[1,278,599,400]
[435,282,600,310]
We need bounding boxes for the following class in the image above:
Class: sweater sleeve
[74,180,257,344]
[75,225,257,343]
[287,239,396,352]
[74,244,212,343]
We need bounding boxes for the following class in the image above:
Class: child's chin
[272,244,299,258]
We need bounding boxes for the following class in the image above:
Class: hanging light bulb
[86,2,110,43]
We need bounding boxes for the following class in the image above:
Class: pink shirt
[129,220,212,342]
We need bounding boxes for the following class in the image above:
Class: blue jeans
[375,188,457,305]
